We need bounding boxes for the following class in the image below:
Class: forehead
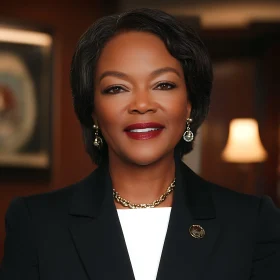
[95,31,183,75]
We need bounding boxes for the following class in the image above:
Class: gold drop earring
[93,124,103,149]
[183,118,194,142]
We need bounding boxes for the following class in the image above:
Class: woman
[1,8,280,280]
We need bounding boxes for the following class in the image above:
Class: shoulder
[210,181,261,212]
[181,162,278,220]
[180,161,262,212]
[202,177,268,219]
[200,176,280,227]
[187,169,280,277]
[6,169,98,224]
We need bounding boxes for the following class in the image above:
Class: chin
[108,141,176,166]
[122,148,174,166]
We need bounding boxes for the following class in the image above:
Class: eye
[154,82,176,91]
[102,85,127,94]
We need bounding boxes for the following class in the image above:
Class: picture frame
[0,20,53,178]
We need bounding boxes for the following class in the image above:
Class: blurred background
[0,0,279,261]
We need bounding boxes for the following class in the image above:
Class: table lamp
[221,118,268,193]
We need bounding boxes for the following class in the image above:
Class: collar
[68,159,216,220]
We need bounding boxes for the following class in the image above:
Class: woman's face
[93,31,191,165]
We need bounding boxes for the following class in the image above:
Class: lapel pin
[189,225,205,239]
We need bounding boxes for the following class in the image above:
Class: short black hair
[70,8,213,165]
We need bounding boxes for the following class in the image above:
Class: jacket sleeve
[0,197,39,280]
[250,195,280,279]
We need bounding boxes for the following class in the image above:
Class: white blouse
[117,207,172,280]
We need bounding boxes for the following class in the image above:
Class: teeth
[129,128,160,133]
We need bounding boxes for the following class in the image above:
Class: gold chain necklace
[112,178,175,209]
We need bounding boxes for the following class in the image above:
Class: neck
[108,153,176,208]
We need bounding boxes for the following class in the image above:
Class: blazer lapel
[156,161,220,280]
[68,164,135,280]
[68,160,220,280]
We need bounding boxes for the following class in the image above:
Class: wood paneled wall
[200,26,280,205]
[0,1,102,261]
[201,59,256,193]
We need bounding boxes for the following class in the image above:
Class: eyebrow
[99,71,129,82]
[150,67,181,78]
[99,67,181,82]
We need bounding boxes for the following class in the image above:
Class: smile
[124,123,164,140]
[129,128,160,133]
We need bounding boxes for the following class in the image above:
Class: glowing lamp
[222,118,267,163]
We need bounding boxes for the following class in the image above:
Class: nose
[128,89,157,114]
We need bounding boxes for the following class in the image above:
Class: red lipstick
[124,122,164,140]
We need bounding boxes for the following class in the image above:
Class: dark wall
[200,26,280,204]
[0,1,102,261]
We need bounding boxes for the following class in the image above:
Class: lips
[124,122,164,140]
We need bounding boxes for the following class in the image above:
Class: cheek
[168,94,189,119]
[173,112,187,135]
[93,97,122,139]
[168,97,189,134]
[96,109,116,132]
[94,94,114,122]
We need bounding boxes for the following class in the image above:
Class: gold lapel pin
[189,225,205,239]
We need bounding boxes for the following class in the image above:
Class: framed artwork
[0,21,53,177]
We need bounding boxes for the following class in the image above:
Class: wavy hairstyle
[70,8,213,165]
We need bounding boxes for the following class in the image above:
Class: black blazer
[1,161,280,280]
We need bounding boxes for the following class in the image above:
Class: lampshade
[221,118,268,163]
